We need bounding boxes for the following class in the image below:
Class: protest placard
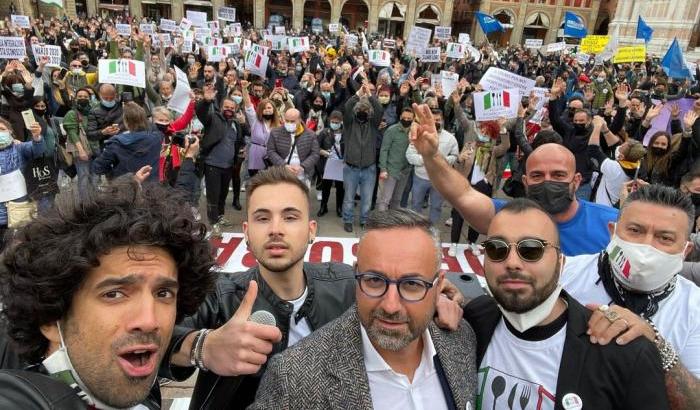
[524,39,543,49]
[151,33,172,49]
[580,35,610,54]
[406,27,432,53]
[434,26,451,40]
[267,35,287,50]
[383,39,395,49]
[194,27,212,41]
[160,18,177,32]
[474,89,520,121]
[207,46,231,62]
[179,18,193,32]
[368,49,391,67]
[345,34,358,48]
[446,42,465,59]
[431,74,441,88]
[228,23,243,36]
[245,50,269,78]
[218,6,237,22]
[11,15,30,29]
[458,33,471,45]
[479,67,536,95]
[32,44,61,67]
[441,70,459,96]
[208,21,220,35]
[187,11,208,27]
[0,37,27,59]
[613,45,646,63]
[116,24,131,37]
[182,31,194,53]
[203,36,222,46]
[274,25,286,35]
[466,45,481,62]
[575,52,590,65]
[168,66,191,114]
[329,23,339,33]
[250,43,269,56]
[420,47,441,62]
[140,23,155,35]
[545,42,567,53]
[98,59,145,89]
[288,37,310,53]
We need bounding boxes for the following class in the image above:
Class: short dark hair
[245,166,310,214]
[0,179,217,363]
[400,107,414,116]
[622,184,695,233]
[497,198,560,245]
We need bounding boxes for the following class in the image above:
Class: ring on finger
[604,310,620,323]
[597,304,610,313]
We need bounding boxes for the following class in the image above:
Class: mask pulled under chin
[42,322,129,410]
[487,284,563,333]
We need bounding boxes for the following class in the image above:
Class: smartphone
[21,109,36,129]
[275,78,282,88]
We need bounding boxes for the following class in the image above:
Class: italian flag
[483,90,510,110]
[109,60,136,76]
[292,38,306,48]
[608,245,632,278]
[40,0,63,7]
[211,47,220,56]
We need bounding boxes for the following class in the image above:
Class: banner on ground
[244,50,269,78]
[613,45,646,63]
[524,39,543,49]
[446,42,465,59]
[0,37,27,59]
[474,89,520,121]
[116,24,131,37]
[434,26,451,40]
[168,66,191,114]
[420,47,441,62]
[580,35,609,54]
[98,59,145,88]
[479,67,535,96]
[186,10,208,27]
[160,18,177,32]
[288,37,310,53]
[368,49,391,67]
[32,44,61,66]
[218,6,236,22]
[10,15,30,29]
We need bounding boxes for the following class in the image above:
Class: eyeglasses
[355,272,438,302]
[482,238,560,262]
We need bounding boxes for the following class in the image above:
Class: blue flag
[661,38,692,79]
[563,12,587,38]
[475,12,504,34]
[636,16,653,43]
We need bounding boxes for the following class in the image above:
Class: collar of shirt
[360,323,437,379]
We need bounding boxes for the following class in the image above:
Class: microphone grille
[248,310,277,327]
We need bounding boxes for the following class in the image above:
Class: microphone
[248,310,276,327]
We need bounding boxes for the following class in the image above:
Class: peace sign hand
[409,103,439,159]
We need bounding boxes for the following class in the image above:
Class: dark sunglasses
[482,238,560,262]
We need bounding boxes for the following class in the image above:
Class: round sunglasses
[482,238,560,262]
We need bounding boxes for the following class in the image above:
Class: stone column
[367,0,379,33]
[130,0,141,19]
[211,0,225,19]
[441,0,453,27]
[588,0,601,34]
[292,0,304,30]
[548,5,564,44]
[403,0,417,39]
[254,0,265,28]
[511,1,528,45]
[330,0,341,24]
[171,0,184,21]
[86,0,98,18]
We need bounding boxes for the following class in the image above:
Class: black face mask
[526,180,575,214]
[33,109,46,117]
[356,111,368,123]
[691,193,700,207]
[76,99,90,109]
[262,113,274,120]
[573,123,589,135]
[650,147,667,157]
[313,104,324,111]
[155,123,169,133]
[400,119,413,128]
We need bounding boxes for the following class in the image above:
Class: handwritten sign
[218,6,237,22]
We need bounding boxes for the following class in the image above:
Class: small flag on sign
[483,90,510,110]
[108,60,136,76]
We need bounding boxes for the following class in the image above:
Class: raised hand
[203,84,217,102]
[670,103,681,119]
[409,103,439,158]
[645,103,664,121]
[684,111,699,129]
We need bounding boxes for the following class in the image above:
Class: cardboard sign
[274,25,286,35]
[186,10,208,27]
[98,59,146,88]
[329,23,339,33]
[434,26,452,40]
[580,35,610,54]
[458,33,471,45]
[406,26,432,53]
[613,45,646,63]
[116,24,131,37]
[168,66,191,114]
[446,42,466,59]
[208,21,220,35]
[10,15,30,29]
[218,6,237,22]
[524,39,543,49]
[159,18,177,32]
[440,70,459,97]
[287,37,310,53]
[479,67,536,96]
[140,23,155,35]
[545,42,567,53]
[227,23,243,37]
[0,37,27,59]
[179,18,193,32]
[474,88,520,121]
[383,39,395,49]
[420,47,441,62]
[368,49,391,67]
[207,46,231,62]
[32,44,61,67]
[244,50,269,78]
[345,34,358,49]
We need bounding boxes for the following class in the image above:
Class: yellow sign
[580,35,610,54]
[613,45,647,63]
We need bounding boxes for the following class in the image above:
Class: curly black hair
[0,178,217,363]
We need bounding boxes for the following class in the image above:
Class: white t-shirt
[478,319,565,410]
[360,325,449,410]
[288,135,308,186]
[592,159,629,207]
[287,287,312,347]
[562,253,700,377]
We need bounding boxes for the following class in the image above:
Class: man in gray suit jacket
[251,209,478,410]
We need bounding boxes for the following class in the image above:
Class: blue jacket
[92,130,163,183]
[0,139,45,225]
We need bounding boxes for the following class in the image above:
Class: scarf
[597,252,676,319]
[474,140,493,171]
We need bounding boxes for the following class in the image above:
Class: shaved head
[526,143,576,175]
[284,108,301,123]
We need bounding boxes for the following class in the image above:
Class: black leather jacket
[160,262,356,409]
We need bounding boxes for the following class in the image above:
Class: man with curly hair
[0,178,217,409]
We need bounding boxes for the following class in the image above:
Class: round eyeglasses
[354,272,438,302]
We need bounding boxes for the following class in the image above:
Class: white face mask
[477,133,490,143]
[606,229,686,293]
[486,282,563,333]
[284,122,297,133]
[0,130,12,148]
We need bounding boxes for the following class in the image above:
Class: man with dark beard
[160,166,356,409]
[463,198,668,410]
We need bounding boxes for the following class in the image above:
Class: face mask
[313,103,324,111]
[526,180,574,214]
[488,283,564,333]
[187,58,196,65]
[355,111,368,123]
[11,83,24,95]
[607,230,686,293]
[400,119,412,129]
[101,99,116,108]
[0,130,12,147]
[322,91,331,100]
[155,122,169,133]
[378,96,390,105]
[34,108,46,117]
[573,123,588,134]
[330,122,341,130]
[435,122,442,131]
[262,113,274,120]
[477,133,490,143]
[72,68,83,75]
[232,95,243,104]
[691,193,700,207]
[596,77,605,83]
[650,147,667,157]
[76,99,90,109]
[285,122,297,133]
[223,109,235,119]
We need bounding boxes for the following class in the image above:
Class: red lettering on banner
[464,249,485,276]
[440,247,463,271]
[351,243,358,257]
[309,241,344,263]
[212,236,242,266]
[241,244,258,268]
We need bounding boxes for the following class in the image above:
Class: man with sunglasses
[251,209,477,410]
[464,198,668,409]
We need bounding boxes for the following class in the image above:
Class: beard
[254,236,308,273]
[490,263,560,313]
[360,305,434,352]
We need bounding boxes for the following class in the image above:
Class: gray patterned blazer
[249,305,478,410]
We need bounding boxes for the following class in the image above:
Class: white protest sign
[458,33,471,45]
[207,46,230,62]
[194,27,212,41]
[329,23,339,33]
[182,31,194,53]
[243,38,252,51]
[11,15,30,29]
[441,70,459,97]
[245,50,269,78]
[479,67,536,96]
[140,23,155,35]
[250,43,270,56]
[168,66,191,114]
[179,18,193,32]
[203,37,223,46]
[32,44,61,67]
[151,33,172,49]
[98,59,146,89]
[434,26,452,40]
[368,49,391,67]
[466,45,481,62]
[546,42,567,53]
[274,25,286,35]
[688,61,698,74]
[116,24,131,37]
[383,39,395,49]
[0,37,27,59]
[575,52,590,65]
[218,6,237,22]
[186,10,208,27]
[0,170,28,203]
[287,37,310,53]
[208,21,220,35]
[446,42,466,59]
[406,26,432,53]
[267,35,287,50]
[431,74,441,88]
[420,47,441,62]
[474,88,520,121]
[228,23,242,36]
[524,39,543,49]
[160,18,177,32]
[223,43,241,55]
[345,34,358,48]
